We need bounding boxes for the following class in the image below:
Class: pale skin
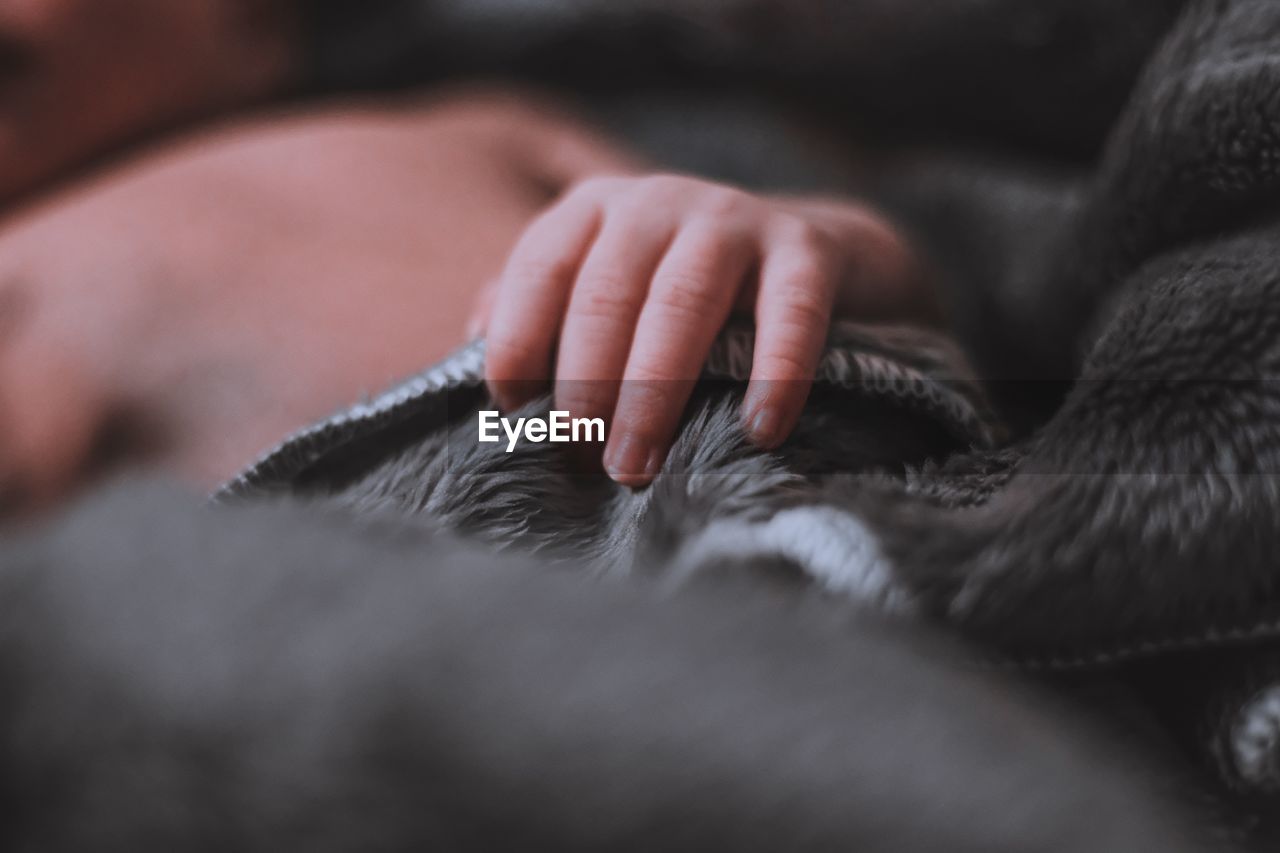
[479,173,936,486]
[0,0,939,508]
[0,89,634,511]
[0,93,934,508]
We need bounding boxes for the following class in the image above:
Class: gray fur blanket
[0,484,1221,851]
[222,0,1280,840]
[3,1,1276,849]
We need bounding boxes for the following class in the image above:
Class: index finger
[484,192,603,410]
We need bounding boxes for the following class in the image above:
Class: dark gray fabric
[0,483,1219,852]
[243,0,1280,836]
[219,321,996,535]
[304,0,1188,159]
[5,2,1274,848]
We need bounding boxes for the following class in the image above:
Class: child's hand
[481,174,934,487]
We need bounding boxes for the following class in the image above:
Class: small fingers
[484,188,604,410]
[553,204,676,438]
[604,220,754,486]
[742,227,837,448]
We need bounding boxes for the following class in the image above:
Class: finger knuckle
[626,360,680,385]
[756,349,817,381]
[775,216,831,252]
[506,254,576,291]
[783,256,828,289]
[699,186,751,219]
[641,173,691,196]
[653,271,722,319]
[683,214,750,249]
[770,248,833,300]
[576,273,643,317]
[605,200,650,227]
[571,175,621,200]
[778,288,831,329]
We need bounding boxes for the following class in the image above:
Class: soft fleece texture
[247,0,1280,839]
[3,1,1279,849]
[0,483,1216,852]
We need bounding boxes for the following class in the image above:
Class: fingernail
[466,315,482,340]
[604,435,663,486]
[748,405,784,448]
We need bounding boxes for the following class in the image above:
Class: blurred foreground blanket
[222,0,1280,841]
[0,484,1217,851]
